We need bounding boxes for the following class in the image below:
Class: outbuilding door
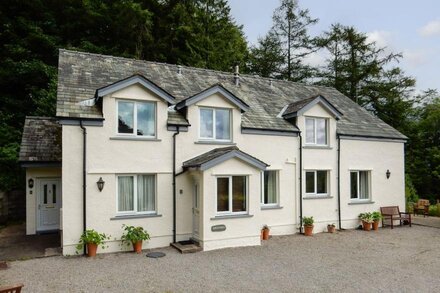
[37,178,61,232]
[192,182,200,239]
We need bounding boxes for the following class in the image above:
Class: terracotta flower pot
[362,221,372,231]
[133,241,143,254]
[372,221,379,231]
[262,228,270,240]
[86,243,98,257]
[327,225,336,233]
[304,225,314,236]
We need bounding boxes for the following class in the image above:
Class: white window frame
[304,170,329,197]
[215,175,248,215]
[116,174,157,215]
[350,170,371,201]
[305,117,328,146]
[199,107,232,142]
[116,99,156,137]
[261,170,279,206]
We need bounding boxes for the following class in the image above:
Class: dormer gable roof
[282,95,343,120]
[175,84,249,112]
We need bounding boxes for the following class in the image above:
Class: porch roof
[182,146,268,171]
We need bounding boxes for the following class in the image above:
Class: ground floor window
[217,176,247,214]
[117,174,155,214]
[305,170,328,196]
[262,170,278,205]
[350,171,370,200]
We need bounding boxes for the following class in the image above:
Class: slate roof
[57,49,407,140]
[283,96,317,117]
[19,117,62,163]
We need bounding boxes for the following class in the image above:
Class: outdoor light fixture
[97,177,105,192]
[28,178,34,189]
[386,169,391,179]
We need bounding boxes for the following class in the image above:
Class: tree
[248,31,284,78]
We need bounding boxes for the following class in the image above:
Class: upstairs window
[305,117,328,145]
[200,108,231,141]
[350,171,370,200]
[117,100,155,137]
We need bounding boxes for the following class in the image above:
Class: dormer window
[305,117,328,145]
[117,100,156,137]
[199,107,231,141]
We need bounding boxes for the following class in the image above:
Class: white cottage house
[19,50,406,255]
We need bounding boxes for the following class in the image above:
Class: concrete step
[170,241,202,254]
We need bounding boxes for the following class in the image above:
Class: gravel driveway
[1,226,439,293]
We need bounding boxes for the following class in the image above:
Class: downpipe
[79,120,87,255]
[299,132,303,234]
[172,127,180,244]
[337,135,342,230]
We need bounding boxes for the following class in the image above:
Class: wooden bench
[380,206,411,229]
[0,284,23,293]
[413,199,430,217]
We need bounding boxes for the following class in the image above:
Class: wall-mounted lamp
[386,169,391,179]
[97,177,105,192]
[28,178,34,189]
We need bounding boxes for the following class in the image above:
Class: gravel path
[1,226,439,293]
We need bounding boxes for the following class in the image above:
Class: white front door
[192,183,200,238]
[37,178,61,232]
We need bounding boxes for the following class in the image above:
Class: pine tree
[248,31,284,78]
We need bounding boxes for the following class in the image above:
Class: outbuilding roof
[57,49,407,140]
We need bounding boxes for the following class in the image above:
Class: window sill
[303,145,332,150]
[210,214,253,220]
[303,195,333,200]
[348,200,375,205]
[195,141,236,145]
[110,213,162,220]
[261,205,283,210]
[110,136,161,141]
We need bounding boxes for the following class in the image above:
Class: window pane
[305,118,315,144]
[215,109,230,140]
[52,184,56,204]
[350,172,358,199]
[305,172,315,193]
[232,176,246,212]
[264,171,277,204]
[359,171,369,199]
[137,102,155,136]
[137,175,155,212]
[200,109,213,138]
[217,178,229,212]
[316,119,327,145]
[118,176,134,211]
[118,101,134,134]
[44,184,47,204]
[316,171,327,194]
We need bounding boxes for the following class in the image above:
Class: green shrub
[76,229,110,252]
[359,212,373,223]
[428,204,440,217]
[303,216,314,226]
[121,225,150,246]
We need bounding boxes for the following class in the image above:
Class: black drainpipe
[337,135,342,230]
[172,127,180,244]
[298,132,303,234]
[79,120,87,255]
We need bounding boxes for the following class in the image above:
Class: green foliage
[120,224,150,245]
[405,175,419,206]
[302,216,314,226]
[76,229,111,252]
[371,211,382,221]
[359,212,373,223]
[428,204,440,217]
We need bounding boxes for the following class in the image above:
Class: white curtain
[138,175,155,212]
[118,176,134,211]
[264,171,277,204]
[305,118,315,144]
[359,171,369,199]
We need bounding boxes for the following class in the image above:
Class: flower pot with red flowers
[327,223,336,233]
[359,213,373,231]
[121,225,150,254]
[76,229,110,257]
[261,225,270,240]
[371,211,382,230]
[303,216,314,236]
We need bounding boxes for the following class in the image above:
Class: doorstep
[170,240,202,254]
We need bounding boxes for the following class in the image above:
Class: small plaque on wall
[211,224,226,232]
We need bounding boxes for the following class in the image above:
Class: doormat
[146,252,166,258]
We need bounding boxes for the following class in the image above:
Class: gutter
[172,127,180,244]
[79,120,87,255]
[337,135,342,230]
[298,132,303,234]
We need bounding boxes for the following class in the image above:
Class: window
[216,176,247,214]
[350,171,370,200]
[262,170,278,205]
[117,175,155,214]
[200,108,231,141]
[305,170,328,196]
[305,117,328,145]
[117,100,155,137]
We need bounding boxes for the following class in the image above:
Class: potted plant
[371,211,382,230]
[261,225,270,240]
[303,216,314,236]
[121,225,150,253]
[359,213,373,231]
[327,223,336,233]
[76,229,110,257]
